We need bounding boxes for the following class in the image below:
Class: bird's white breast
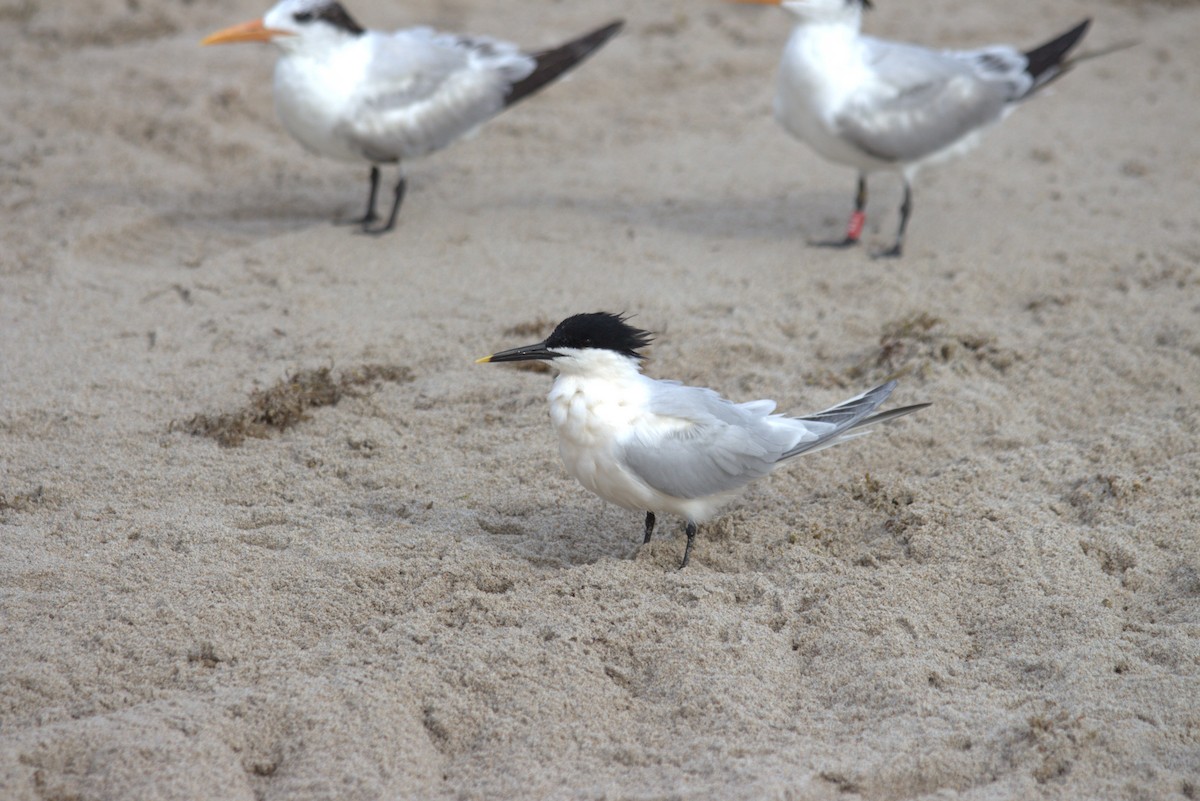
[775,25,891,170]
[274,41,374,162]
[545,359,735,522]
[548,369,654,512]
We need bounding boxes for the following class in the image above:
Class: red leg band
[845,210,866,241]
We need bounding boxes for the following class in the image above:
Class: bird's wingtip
[589,20,626,44]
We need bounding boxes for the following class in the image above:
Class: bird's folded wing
[621,422,780,500]
[345,28,536,160]
[646,381,776,423]
[837,40,1012,162]
[619,384,793,500]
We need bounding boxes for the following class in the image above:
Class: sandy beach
[2,0,1199,798]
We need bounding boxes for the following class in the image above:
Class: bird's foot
[359,220,397,236]
[336,211,379,227]
[871,243,903,259]
[811,236,861,250]
[814,210,866,249]
[358,181,405,236]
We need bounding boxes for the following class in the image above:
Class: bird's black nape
[544,312,654,359]
[293,2,365,36]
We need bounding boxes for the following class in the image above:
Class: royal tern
[202,1,623,234]
[737,0,1090,257]
[478,312,928,568]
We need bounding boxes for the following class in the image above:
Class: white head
[201,0,365,54]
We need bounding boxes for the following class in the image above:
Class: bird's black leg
[815,174,866,249]
[341,166,380,227]
[876,179,912,259]
[364,173,407,235]
[679,521,697,570]
[643,511,656,544]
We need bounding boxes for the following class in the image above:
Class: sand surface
[2,0,1199,798]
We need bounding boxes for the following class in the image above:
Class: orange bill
[201,18,293,46]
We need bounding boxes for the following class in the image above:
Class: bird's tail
[505,20,624,108]
[780,381,929,461]
[1022,19,1091,93]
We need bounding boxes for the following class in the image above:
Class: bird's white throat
[546,349,648,442]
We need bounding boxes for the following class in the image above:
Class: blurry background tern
[478,312,928,568]
[736,0,1091,257]
[203,0,623,234]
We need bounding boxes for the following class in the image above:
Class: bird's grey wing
[836,39,1012,163]
[952,45,1030,91]
[345,28,535,161]
[619,384,793,500]
[647,381,777,423]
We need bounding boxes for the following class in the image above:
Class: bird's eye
[293,11,313,22]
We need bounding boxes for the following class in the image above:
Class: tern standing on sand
[203,0,623,233]
[737,0,1090,257]
[478,313,928,568]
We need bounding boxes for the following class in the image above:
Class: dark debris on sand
[175,364,413,447]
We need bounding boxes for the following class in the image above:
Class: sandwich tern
[737,0,1090,257]
[478,312,928,568]
[203,1,623,234]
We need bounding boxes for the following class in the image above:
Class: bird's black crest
[294,2,364,36]
[544,312,653,358]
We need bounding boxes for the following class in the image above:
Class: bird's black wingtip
[1023,18,1092,84]
[562,20,626,61]
[597,20,626,39]
[504,20,626,108]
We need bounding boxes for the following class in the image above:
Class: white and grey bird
[737,0,1090,257]
[202,1,623,234]
[478,312,928,568]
